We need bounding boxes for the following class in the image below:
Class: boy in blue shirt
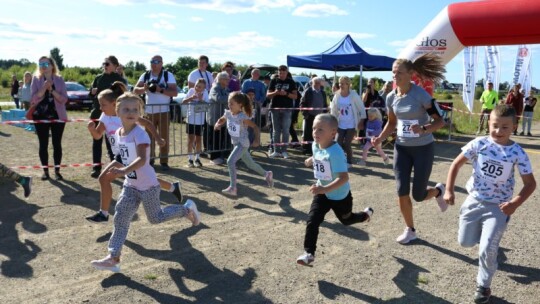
[444,105,536,303]
[297,113,373,266]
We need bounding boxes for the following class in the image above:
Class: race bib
[477,154,512,184]
[313,158,332,181]
[397,119,419,138]
[107,132,119,155]
[118,142,137,179]
[227,120,240,137]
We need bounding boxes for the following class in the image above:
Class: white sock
[195,154,200,160]
[100,210,109,216]
[188,154,193,161]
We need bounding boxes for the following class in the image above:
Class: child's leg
[476,203,509,288]
[226,144,244,188]
[458,196,483,248]
[140,185,188,223]
[362,142,373,161]
[187,134,195,160]
[195,135,202,158]
[373,143,387,159]
[304,194,332,255]
[240,147,266,176]
[108,186,141,258]
[98,161,124,212]
[332,192,370,225]
[158,178,173,191]
[0,162,22,182]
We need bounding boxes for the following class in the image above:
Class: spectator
[88,55,127,178]
[242,68,267,131]
[476,81,498,135]
[300,76,327,155]
[207,72,231,165]
[19,72,32,110]
[133,55,178,171]
[188,55,213,92]
[520,92,536,136]
[222,61,240,92]
[116,64,128,85]
[288,71,301,146]
[377,81,392,108]
[505,84,524,135]
[11,75,20,109]
[362,78,380,108]
[29,56,68,181]
[267,65,297,159]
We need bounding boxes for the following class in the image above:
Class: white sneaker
[396,227,417,244]
[282,152,289,159]
[222,186,237,196]
[269,152,282,158]
[383,157,391,165]
[296,251,315,266]
[184,199,201,226]
[265,171,274,188]
[357,159,367,166]
[435,183,448,212]
[91,255,120,272]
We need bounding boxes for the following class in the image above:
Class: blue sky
[0,0,538,86]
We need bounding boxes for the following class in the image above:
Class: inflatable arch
[398,0,540,94]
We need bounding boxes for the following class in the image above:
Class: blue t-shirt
[312,141,350,200]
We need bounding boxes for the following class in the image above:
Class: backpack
[140,69,173,103]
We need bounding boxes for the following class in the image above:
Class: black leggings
[35,122,65,172]
[92,136,114,170]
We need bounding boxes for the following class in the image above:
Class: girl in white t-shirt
[86,82,183,224]
[182,78,209,168]
[91,93,201,273]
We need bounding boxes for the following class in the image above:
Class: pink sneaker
[265,171,274,188]
[184,199,201,226]
[221,186,237,196]
[91,255,120,272]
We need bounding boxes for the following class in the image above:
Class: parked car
[65,82,92,110]
[170,86,188,122]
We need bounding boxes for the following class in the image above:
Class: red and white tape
[0,118,99,125]
[10,162,103,170]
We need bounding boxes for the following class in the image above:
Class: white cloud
[292,3,348,17]
[191,16,204,22]
[93,0,146,5]
[153,20,175,30]
[306,30,375,40]
[388,39,413,47]
[146,13,176,19]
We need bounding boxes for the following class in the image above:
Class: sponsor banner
[512,45,532,86]
[522,61,532,97]
[398,6,464,65]
[484,46,500,91]
[463,46,477,112]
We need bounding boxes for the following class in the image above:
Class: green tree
[50,47,65,70]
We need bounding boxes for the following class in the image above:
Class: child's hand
[309,184,325,195]
[214,123,221,131]
[443,190,455,206]
[499,202,518,216]
[157,137,166,147]
[371,136,382,147]
[108,166,127,177]
[87,121,96,131]
[304,157,313,168]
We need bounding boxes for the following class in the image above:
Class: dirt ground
[1,117,539,304]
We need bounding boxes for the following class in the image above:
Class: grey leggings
[227,143,266,188]
[108,185,188,257]
[336,128,356,164]
[393,142,434,201]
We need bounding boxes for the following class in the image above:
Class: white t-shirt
[185,88,209,125]
[337,95,355,129]
[188,69,213,92]
[462,136,533,203]
[115,125,159,191]
[99,113,123,155]
[137,71,176,114]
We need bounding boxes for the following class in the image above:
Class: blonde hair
[394,53,446,83]
[195,78,207,87]
[314,113,338,130]
[116,92,145,116]
[367,107,382,121]
[338,76,351,86]
[35,56,61,77]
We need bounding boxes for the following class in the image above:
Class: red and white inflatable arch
[398,0,540,95]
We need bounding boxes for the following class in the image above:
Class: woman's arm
[52,77,68,104]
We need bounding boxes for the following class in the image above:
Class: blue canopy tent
[287,34,396,90]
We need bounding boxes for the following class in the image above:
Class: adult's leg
[35,123,51,173]
[271,110,283,153]
[281,110,292,153]
[304,194,332,255]
[410,143,438,202]
[157,112,170,165]
[145,113,159,161]
[302,115,315,154]
[394,144,414,228]
[342,128,356,164]
[289,109,299,144]
[91,107,103,172]
[50,122,66,171]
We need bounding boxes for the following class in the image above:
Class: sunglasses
[39,62,50,68]
[103,62,111,66]
[150,59,162,64]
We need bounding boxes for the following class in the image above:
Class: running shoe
[184,199,201,226]
[91,255,120,272]
[296,251,315,266]
[435,183,448,212]
[396,227,417,244]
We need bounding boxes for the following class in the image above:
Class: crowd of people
[2,53,538,304]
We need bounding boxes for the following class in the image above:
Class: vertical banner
[484,46,500,91]
[462,46,477,113]
[522,60,532,97]
[512,45,532,86]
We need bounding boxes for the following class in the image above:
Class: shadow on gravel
[318,256,451,303]
[234,194,370,242]
[119,224,271,303]
[0,181,45,278]
[0,130,11,137]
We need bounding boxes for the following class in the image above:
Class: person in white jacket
[330,76,366,167]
